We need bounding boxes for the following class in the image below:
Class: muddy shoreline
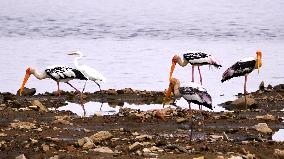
[0,85,284,158]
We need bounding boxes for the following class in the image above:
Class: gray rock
[259,81,265,90]
[17,87,36,96]
[230,95,256,108]
[135,134,153,141]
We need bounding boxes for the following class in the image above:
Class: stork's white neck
[74,52,83,69]
[176,55,189,67]
[30,68,48,80]
[173,79,181,97]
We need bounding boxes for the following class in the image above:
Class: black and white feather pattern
[183,52,222,68]
[179,82,213,110]
[221,57,256,82]
[45,65,87,82]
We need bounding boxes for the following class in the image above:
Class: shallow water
[272,129,284,142]
[0,0,284,112]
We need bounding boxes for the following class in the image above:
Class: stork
[19,65,87,96]
[170,52,222,85]
[67,51,106,93]
[221,50,263,95]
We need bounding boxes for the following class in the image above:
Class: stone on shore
[16,87,36,96]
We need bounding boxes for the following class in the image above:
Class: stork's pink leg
[244,75,248,95]
[192,65,195,82]
[56,81,60,96]
[198,66,202,85]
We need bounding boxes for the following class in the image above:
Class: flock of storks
[19,50,263,113]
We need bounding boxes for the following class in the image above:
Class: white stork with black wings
[165,78,213,112]
[221,50,262,94]
[20,65,87,96]
[170,52,221,85]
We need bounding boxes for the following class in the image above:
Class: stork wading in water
[170,52,222,85]
[67,51,106,93]
[221,50,263,95]
[19,65,87,96]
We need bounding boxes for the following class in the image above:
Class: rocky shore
[0,84,284,159]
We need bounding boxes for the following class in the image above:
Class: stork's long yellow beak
[20,73,31,96]
[169,61,176,81]
[257,54,260,74]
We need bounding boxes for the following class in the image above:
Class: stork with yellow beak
[19,65,87,96]
[221,50,263,95]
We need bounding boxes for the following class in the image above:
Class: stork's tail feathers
[213,63,222,69]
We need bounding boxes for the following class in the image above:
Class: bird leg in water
[198,66,203,85]
[82,81,87,93]
[192,66,195,82]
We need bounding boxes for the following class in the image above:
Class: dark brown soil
[0,85,284,159]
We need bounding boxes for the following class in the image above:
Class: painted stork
[221,50,262,95]
[170,52,222,85]
[20,65,87,96]
[165,78,213,112]
[67,51,106,93]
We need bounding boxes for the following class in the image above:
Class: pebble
[31,100,48,112]
[90,131,113,143]
[42,144,50,152]
[274,149,284,159]
[92,147,114,153]
[15,154,27,159]
[176,117,187,123]
[83,141,94,149]
[253,123,272,134]
[129,142,143,151]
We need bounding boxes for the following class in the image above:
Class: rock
[30,138,38,144]
[215,156,225,159]
[83,141,94,149]
[90,131,113,143]
[193,156,204,159]
[143,152,159,157]
[259,81,265,90]
[176,117,187,123]
[274,149,284,159]
[92,147,114,153]
[31,100,48,112]
[136,150,143,156]
[228,156,242,159]
[210,135,223,140]
[10,121,36,130]
[129,142,143,151]
[41,144,49,152]
[17,87,36,96]
[0,95,4,104]
[0,133,7,137]
[253,123,272,134]
[77,137,93,147]
[267,84,273,89]
[15,154,27,159]
[135,134,153,141]
[132,132,139,136]
[230,95,256,108]
[256,114,276,121]
[49,155,59,159]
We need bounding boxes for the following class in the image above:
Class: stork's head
[165,78,179,99]
[19,67,32,96]
[67,51,83,57]
[169,55,178,81]
[256,50,262,74]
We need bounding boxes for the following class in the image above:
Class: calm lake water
[0,0,284,112]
